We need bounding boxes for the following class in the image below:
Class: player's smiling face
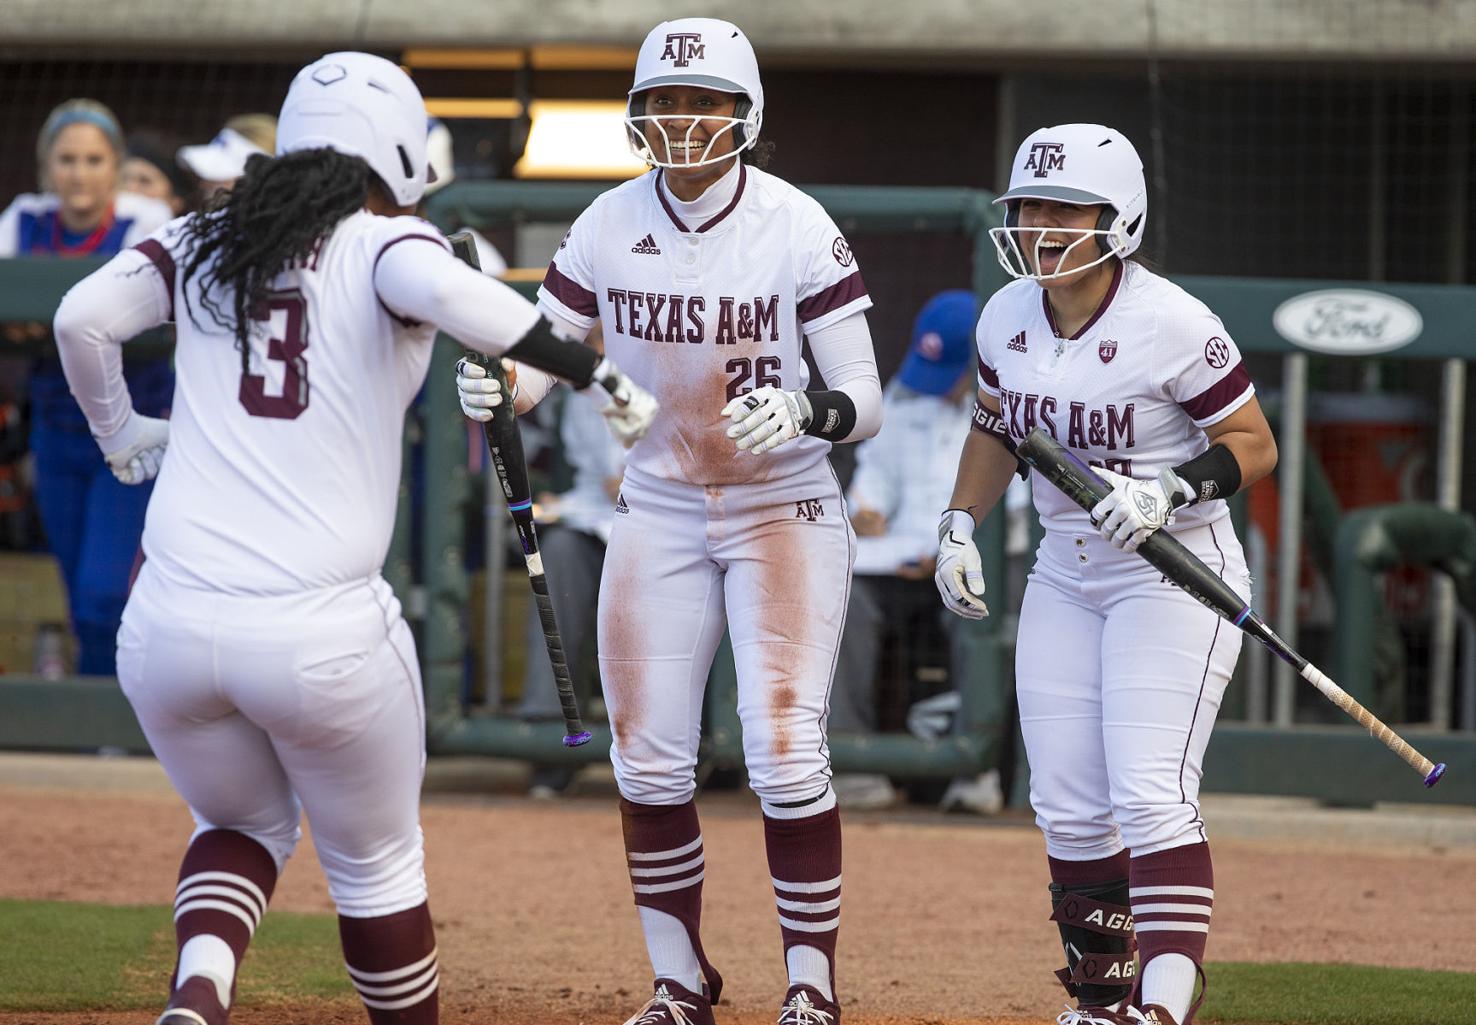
[641,85,740,185]
[47,123,118,229]
[1018,199,1106,287]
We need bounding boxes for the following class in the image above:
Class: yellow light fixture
[403,48,524,70]
[513,100,649,180]
[424,98,524,120]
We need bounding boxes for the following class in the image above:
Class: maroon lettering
[753,294,778,341]
[644,293,667,341]
[665,294,685,344]
[686,296,705,343]
[716,297,737,345]
[606,288,628,335]
[239,289,309,420]
[1022,393,1039,435]
[1068,401,1087,449]
[1040,396,1058,438]
[738,302,754,340]
[1106,403,1135,450]
[628,291,645,339]
[1088,408,1106,447]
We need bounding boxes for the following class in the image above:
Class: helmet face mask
[625,104,757,169]
[990,124,1147,283]
[625,18,763,171]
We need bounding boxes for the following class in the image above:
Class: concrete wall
[6,0,1475,61]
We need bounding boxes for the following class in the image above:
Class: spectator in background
[0,98,173,675]
[176,113,275,199]
[514,323,623,797]
[829,290,1007,811]
[121,131,197,215]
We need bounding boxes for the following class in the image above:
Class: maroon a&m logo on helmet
[661,32,705,67]
[1023,142,1066,178]
[1205,336,1231,369]
[1099,339,1118,363]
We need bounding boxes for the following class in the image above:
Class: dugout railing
[2,188,1475,805]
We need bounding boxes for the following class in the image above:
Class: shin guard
[1048,854,1136,1009]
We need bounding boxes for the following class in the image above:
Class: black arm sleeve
[503,317,601,389]
[802,389,857,442]
[972,399,1029,480]
[1172,443,1243,504]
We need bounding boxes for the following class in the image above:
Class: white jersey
[976,260,1254,534]
[135,210,449,593]
[538,163,872,487]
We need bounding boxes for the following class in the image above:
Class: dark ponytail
[178,148,374,377]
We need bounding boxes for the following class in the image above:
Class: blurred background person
[121,130,197,215]
[176,112,275,199]
[424,118,507,276]
[0,98,172,675]
[828,290,1000,810]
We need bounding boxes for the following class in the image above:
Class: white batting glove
[95,411,169,485]
[1089,468,1193,553]
[455,357,513,422]
[935,509,989,619]
[590,357,658,448]
[721,386,812,455]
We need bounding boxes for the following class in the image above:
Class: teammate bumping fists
[457,18,882,1025]
[52,50,656,1025]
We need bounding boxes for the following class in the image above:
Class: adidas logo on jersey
[630,233,662,255]
[1007,330,1028,353]
[615,493,630,514]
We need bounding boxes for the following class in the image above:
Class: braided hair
[177,148,373,377]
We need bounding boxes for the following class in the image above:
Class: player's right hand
[455,357,510,422]
[590,357,658,448]
[935,509,989,619]
[95,411,169,485]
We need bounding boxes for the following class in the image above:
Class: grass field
[3,899,1473,1024]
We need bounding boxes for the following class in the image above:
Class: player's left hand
[722,386,813,455]
[455,357,513,422]
[95,411,169,485]
[1090,468,1193,553]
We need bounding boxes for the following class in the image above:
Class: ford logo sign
[1272,289,1423,355]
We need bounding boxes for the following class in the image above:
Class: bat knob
[563,730,593,748]
[1424,762,1447,788]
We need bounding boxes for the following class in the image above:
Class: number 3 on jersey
[725,355,781,401]
[239,289,309,419]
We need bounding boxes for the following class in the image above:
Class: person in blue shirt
[0,98,173,674]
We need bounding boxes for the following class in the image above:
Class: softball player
[459,19,881,1025]
[52,52,654,1025]
[934,124,1276,1025]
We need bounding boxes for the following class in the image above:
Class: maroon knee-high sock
[340,903,439,1024]
[1131,842,1214,1023]
[762,794,842,1003]
[167,829,280,1024]
[621,798,722,1001]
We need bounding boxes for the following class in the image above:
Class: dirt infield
[2,763,1473,1025]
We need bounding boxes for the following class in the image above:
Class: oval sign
[1272,289,1423,355]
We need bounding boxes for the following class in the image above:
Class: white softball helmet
[277,52,432,207]
[989,124,1148,282]
[625,18,764,169]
